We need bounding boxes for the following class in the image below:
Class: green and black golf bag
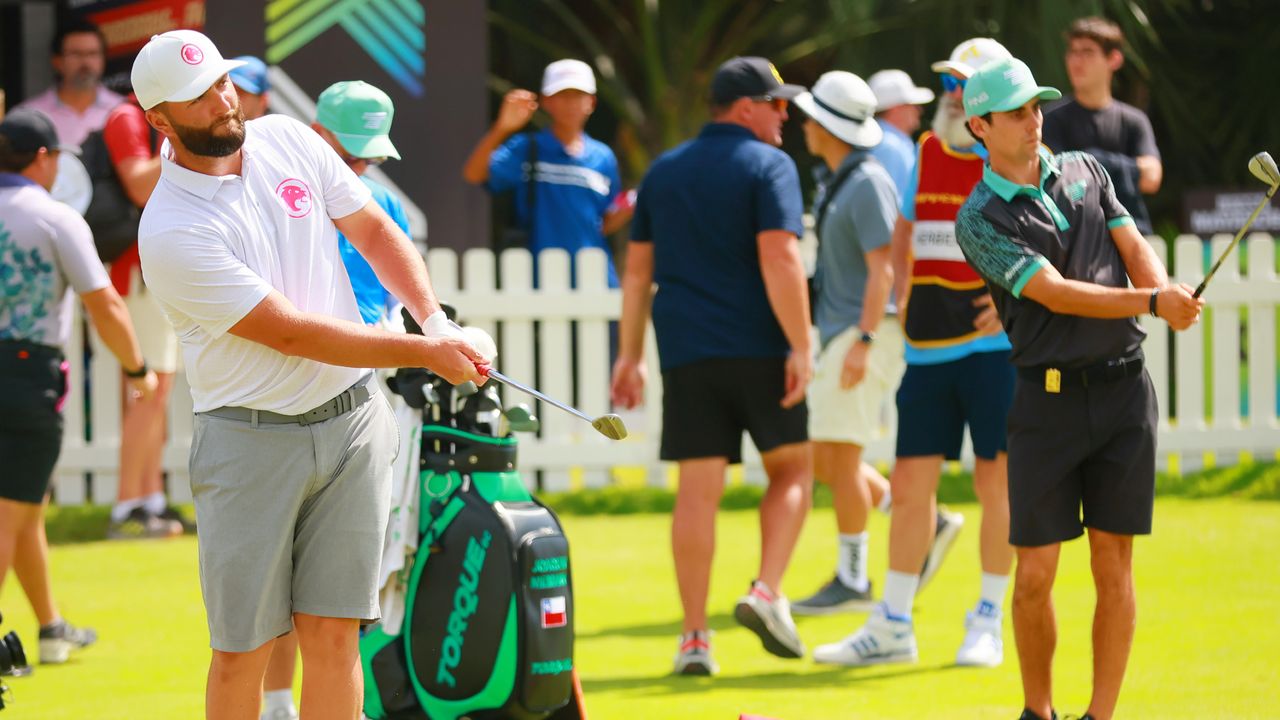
[360,313,577,720]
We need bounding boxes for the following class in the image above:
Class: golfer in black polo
[954,57,1202,720]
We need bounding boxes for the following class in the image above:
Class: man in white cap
[868,69,934,200]
[129,29,485,719]
[785,72,904,617]
[462,59,631,286]
[814,37,1014,669]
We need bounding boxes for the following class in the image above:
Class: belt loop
[251,409,259,429]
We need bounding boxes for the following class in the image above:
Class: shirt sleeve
[486,134,528,193]
[1087,154,1135,229]
[46,205,110,295]
[755,153,804,236]
[283,117,371,220]
[848,174,897,254]
[955,203,1050,298]
[1130,109,1160,160]
[139,225,273,339]
[103,104,152,165]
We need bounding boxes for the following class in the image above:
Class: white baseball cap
[541,59,596,96]
[793,71,882,148]
[931,37,1012,79]
[131,29,245,110]
[868,69,935,111]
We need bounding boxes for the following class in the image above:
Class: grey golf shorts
[189,378,398,652]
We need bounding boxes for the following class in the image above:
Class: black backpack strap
[813,152,868,234]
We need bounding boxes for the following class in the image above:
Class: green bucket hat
[962,57,1061,119]
[316,80,401,160]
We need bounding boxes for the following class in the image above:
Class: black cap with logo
[0,109,72,154]
[710,56,805,105]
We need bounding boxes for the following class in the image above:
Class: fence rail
[51,235,1280,505]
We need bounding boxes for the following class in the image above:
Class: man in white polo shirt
[131,30,485,719]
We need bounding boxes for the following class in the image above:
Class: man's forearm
[859,261,893,333]
[890,217,913,310]
[759,238,812,354]
[1023,270,1152,319]
[266,310,441,368]
[461,127,513,185]
[617,245,653,361]
[1113,225,1169,289]
[81,288,145,372]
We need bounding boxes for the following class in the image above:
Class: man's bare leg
[1013,543,1061,720]
[757,441,812,592]
[1085,529,1136,720]
[207,639,276,720]
[672,457,727,633]
[295,614,362,720]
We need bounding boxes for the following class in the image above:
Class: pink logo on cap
[276,179,313,219]
[180,43,204,65]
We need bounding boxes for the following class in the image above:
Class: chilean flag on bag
[541,596,567,628]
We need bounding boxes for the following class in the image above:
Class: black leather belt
[201,376,374,426]
[1018,353,1144,393]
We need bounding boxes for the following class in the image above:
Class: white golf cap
[930,37,1012,79]
[868,69,935,111]
[541,59,596,96]
[793,71,882,148]
[131,29,245,111]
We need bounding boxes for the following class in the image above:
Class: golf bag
[361,322,577,720]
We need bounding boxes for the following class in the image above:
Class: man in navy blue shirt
[611,56,812,675]
[463,59,631,286]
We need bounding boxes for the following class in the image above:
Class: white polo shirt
[139,114,373,414]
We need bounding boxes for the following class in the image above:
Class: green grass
[3,498,1277,718]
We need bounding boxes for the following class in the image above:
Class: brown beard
[170,108,247,158]
[931,100,975,149]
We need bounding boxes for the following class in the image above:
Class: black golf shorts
[660,356,807,463]
[1007,368,1157,547]
[0,341,67,504]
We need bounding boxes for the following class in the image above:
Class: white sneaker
[733,580,805,659]
[919,507,964,592]
[955,602,1003,667]
[261,708,299,720]
[813,603,917,666]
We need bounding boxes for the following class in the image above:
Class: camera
[0,610,31,710]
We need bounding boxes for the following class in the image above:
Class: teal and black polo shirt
[954,148,1146,369]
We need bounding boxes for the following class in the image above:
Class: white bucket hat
[930,37,1012,79]
[131,29,245,111]
[541,59,596,96]
[868,69,935,111]
[793,71,882,148]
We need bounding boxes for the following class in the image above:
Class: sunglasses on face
[940,74,967,93]
[342,153,386,168]
[748,96,788,112]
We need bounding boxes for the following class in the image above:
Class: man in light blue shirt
[868,69,934,200]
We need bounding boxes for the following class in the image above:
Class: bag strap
[813,153,868,236]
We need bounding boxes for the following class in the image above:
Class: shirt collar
[158,141,241,201]
[700,122,758,140]
[876,119,910,142]
[982,146,1059,202]
[0,173,39,189]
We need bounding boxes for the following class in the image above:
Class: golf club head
[1248,151,1280,189]
[591,414,628,440]
[503,403,540,433]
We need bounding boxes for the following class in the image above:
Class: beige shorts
[808,318,906,446]
[123,271,180,374]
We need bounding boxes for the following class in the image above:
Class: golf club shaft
[1194,185,1278,298]
[484,368,595,424]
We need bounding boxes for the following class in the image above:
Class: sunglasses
[940,74,967,93]
[749,96,789,112]
[342,153,387,168]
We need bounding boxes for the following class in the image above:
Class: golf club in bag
[359,306,583,720]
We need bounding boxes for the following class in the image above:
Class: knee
[295,616,359,658]
[1013,564,1055,605]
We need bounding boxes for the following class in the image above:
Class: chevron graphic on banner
[265,0,425,97]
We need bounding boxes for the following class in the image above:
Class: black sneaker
[157,504,196,534]
[1017,710,1057,720]
[919,507,964,592]
[107,507,183,540]
[791,576,875,616]
[38,619,97,664]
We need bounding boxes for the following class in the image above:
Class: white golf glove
[421,310,497,363]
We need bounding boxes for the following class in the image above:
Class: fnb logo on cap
[1003,65,1032,86]
[180,43,204,65]
[361,111,387,131]
[541,596,567,628]
[275,179,313,219]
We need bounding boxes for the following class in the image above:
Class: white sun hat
[793,71,882,148]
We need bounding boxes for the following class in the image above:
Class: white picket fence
[50,235,1280,506]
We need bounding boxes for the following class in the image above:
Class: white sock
[262,689,295,718]
[143,491,167,515]
[882,570,919,620]
[836,532,869,592]
[877,488,893,514]
[978,572,1010,617]
[111,498,144,523]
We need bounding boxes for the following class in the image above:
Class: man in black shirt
[1042,16,1162,234]
[955,57,1201,720]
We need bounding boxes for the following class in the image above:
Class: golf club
[479,366,628,440]
[1194,151,1280,298]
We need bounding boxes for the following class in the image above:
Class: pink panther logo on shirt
[180,43,204,65]
[275,179,313,219]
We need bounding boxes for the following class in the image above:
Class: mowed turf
[1,499,1276,719]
